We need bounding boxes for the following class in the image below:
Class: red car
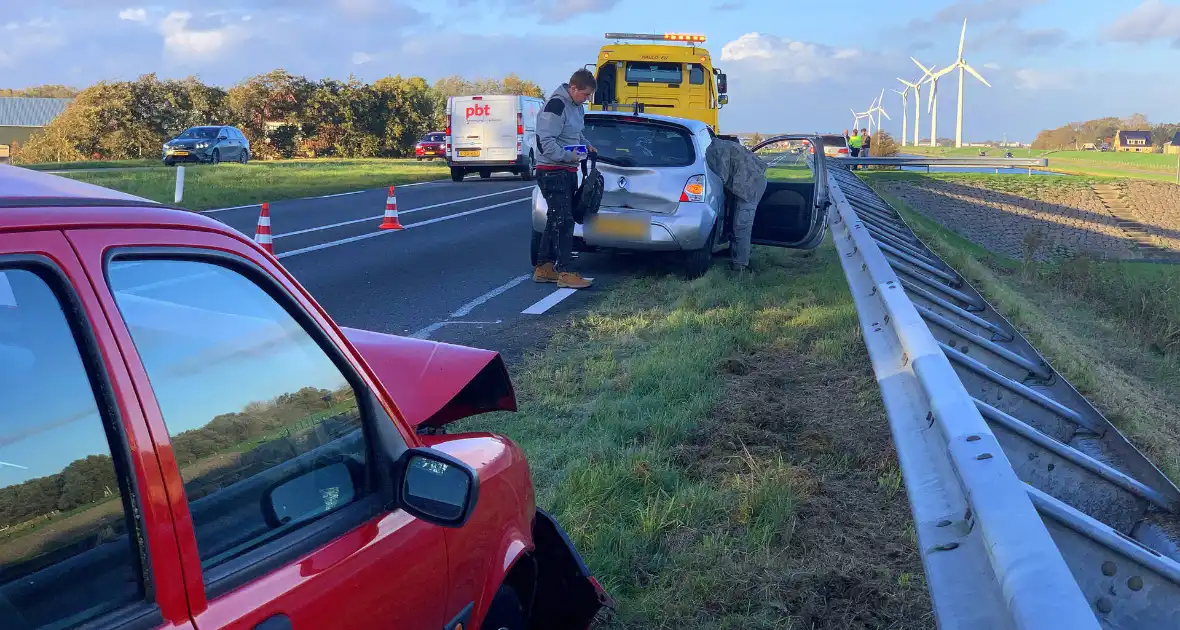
[415,132,446,160]
[0,165,612,630]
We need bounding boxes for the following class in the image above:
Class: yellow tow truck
[589,32,729,133]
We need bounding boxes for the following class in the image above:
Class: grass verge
[53,159,450,210]
[863,173,1180,481]
[22,159,161,170]
[461,244,931,629]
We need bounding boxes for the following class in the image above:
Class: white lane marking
[275,197,528,259]
[522,288,578,315]
[409,274,530,339]
[273,186,533,240]
[200,178,451,213]
[451,274,531,318]
[410,320,504,340]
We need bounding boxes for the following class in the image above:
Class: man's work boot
[533,262,559,283]
[557,271,593,289]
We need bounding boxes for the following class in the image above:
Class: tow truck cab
[589,32,728,134]
[0,165,611,630]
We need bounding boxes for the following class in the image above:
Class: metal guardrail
[835,156,1049,168]
[823,159,1180,628]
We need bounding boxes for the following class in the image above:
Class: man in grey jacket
[532,69,597,289]
[705,136,768,271]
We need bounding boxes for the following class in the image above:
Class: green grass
[863,173,1180,482]
[1046,150,1180,171]
[56,159,450,210]
[897,144,1180,182]
[460,245,931,628]
[22,159,161,170]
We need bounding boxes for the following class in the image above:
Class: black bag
[573,153,604,225]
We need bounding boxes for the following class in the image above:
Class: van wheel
[682,219,718,279]
[480,170,491,179]
[450,167,465,182]
[530,229,543,267]
[520,152,535,181]
[480,585,525,630]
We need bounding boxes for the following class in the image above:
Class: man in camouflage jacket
[705,137,768,271]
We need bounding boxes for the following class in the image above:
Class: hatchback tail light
[679,175,705,202]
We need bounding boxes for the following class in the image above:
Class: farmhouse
[0,97,73,162]
[1166,131,1180,156]
[1113,129,1153,152]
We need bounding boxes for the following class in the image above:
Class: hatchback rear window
[821,135,847,148]
[625,62,683,84]
[583,119,695,167]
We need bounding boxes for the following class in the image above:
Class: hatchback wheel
[530,229,543,267]
[238,150,248,164]
[480,585,525,630]
[211,150,220,165]
[682,218,719,279]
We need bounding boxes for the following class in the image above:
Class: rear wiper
[596,155,635,167]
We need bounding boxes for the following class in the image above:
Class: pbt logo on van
[465,104,491,119]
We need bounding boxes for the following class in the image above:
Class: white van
[446,94,544,182]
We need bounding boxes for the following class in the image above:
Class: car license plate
[591,214,648,239]
[458,149,480,157]
[171,150,189,156]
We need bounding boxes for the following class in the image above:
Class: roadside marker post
[255,203,274,254]
[379,185,405,230]
[174,165,185,204]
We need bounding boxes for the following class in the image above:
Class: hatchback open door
[746,134,831,250]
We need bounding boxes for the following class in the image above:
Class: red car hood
[340,327,517,429]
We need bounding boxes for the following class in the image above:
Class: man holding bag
[532,69,598,289]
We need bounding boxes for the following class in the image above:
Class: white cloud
[1012,68,1077,91]
[119,8,147,22]
[721,33,870,84]
[1105,0,1180,45]
[351,51,372,65]
[158,11,246,58]
[983,62,1000,70]
[0,18,66,67]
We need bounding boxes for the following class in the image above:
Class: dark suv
[163,125,250,166]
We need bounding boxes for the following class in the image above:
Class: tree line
[1031,113,1180,151]
[0,385,352,531]
[8,71,544,164]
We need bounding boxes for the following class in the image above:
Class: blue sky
[3,0,1180,140]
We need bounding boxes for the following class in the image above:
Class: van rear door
[450,95,519,164]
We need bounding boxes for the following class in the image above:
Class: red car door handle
[254,614,293,630]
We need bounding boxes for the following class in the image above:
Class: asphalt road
[200,174,684,357]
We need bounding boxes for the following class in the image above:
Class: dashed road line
[451,274,531,317]
[409,274,531,339]
[200,178,451,213]
[275,197,528,259]
[273,186,533,240]
[522,288,578,315]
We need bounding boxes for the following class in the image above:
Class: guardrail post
[174,165,185,204]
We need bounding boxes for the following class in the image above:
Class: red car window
[0,266,149,629]
[106,259,370,573]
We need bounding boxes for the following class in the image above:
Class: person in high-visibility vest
[848,131,863,157]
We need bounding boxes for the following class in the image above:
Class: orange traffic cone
[255,202,274,254]
[379,185,404,230]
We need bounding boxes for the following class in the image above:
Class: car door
[69,227,453,630]
[748,134,830,250]
[221,127,239,160]
[0,231,193,630]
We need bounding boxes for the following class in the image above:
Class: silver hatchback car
[529,112,830,276]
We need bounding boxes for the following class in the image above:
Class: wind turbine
[913,57,941,147]
[893,87,909,147]
[898,77,920,146]
[863,95,879,134]
[942,18,992,147]
[851,108,865,132]
[871,88,890,138]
